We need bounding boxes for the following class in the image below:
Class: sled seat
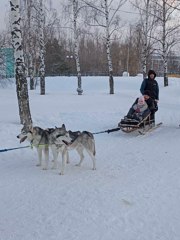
[118,113,152,133]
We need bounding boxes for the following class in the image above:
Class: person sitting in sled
[125,96,151,122]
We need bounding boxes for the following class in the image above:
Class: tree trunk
[10,0,32,128]
[105,0,114,94]
[39,0,46,95]
[142,0,150,79]
[73,0,83,95]
[27,0,35,90]
[162,0,168,87]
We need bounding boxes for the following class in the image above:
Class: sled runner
[118,113,156,133]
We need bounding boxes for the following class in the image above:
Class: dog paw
[92,167,96,170]
[42,167,48,170]
[59,172,64,175]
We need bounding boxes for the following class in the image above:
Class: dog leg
[86,149,96,170]
[43,146,49,170]
[51,145,58,169]
[75,146,84,167]
[66,151,70,164]
[59,147,68,175]
[37,148,42,166]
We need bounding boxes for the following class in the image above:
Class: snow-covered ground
[0,76,180,240]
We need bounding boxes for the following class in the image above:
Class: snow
[0,76,180,240]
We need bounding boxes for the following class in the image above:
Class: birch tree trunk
[162,0,168,86]
[73,0,83,95]
[39,0,46,95]
[10,0,32,128]
[142,0,150,79]
[105,0,114,94]
[27,0,35,90]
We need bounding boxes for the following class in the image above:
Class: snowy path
[0,76,180,240]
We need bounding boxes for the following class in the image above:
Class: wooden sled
[118,114,152,133]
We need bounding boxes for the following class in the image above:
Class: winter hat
[148,69,156,78]
[144,90,151,96]
[138,96,145,105]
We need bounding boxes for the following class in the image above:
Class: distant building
[150,53,180,76]
[0,48,14,78]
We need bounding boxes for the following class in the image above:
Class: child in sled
[125,96,151,122]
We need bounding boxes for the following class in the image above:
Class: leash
[0,143,50,153]
[93,127,121,135]
[0,145,31,153]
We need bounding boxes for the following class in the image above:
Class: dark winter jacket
[140,78,159,100]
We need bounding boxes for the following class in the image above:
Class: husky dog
[17,126,49,170]
[51,124,96,175]
[48,124,70,170]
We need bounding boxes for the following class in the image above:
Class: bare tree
[141,0,150,79]
[104,0,114,94]
[82,0,125,94]
[73,0,83,95]
[27,0,35,90]
[20,0,36,89]
[39,0,46,95]
[131,0,159,79]
[10,0,32,128]
[151,0,180,86]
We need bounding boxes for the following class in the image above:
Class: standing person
[140,69,159,102]
[140,70,159,122]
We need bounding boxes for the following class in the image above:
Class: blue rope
[0,145,30,153]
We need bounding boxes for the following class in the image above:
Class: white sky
[0,0,137,31]
[0,0,9,31]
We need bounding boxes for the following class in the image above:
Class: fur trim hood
[148,70,156,78]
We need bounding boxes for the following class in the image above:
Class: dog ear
[62,124,66,130]
[28,124,33,132]
[21,124,31,133]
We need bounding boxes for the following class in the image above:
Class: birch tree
[152,0,180,86]
[27,0,35,90]
[39,0,46,95]
[104,0,114,94]
[141,0,150,79]
[20,0,36,90]
[82,0,125,94]
[10,0,32,128]
[132,0,159,79]
[73,0,83,95]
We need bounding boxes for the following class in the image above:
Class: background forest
[1,0,180,79]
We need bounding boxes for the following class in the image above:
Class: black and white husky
[49,124,96,175]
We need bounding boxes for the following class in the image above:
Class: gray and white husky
[50,124,96,175]
[17,126,50,170]
[17,124,96,175]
